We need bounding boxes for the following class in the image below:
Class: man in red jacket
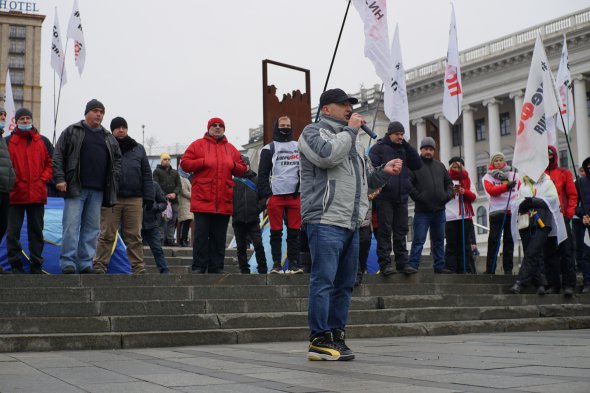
[180,117,246,273]
[544,145,577,296]
[5,108,53,274]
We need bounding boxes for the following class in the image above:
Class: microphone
[361,124,377,139]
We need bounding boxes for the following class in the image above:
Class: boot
[286,228,301,272]
[510,281,522,294]
[270,230,283,268]
[30,262,44,274]
[10,261,26,274]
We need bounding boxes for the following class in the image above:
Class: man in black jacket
[408,137,453,272]
[369,121,422,276]
[153,153,181,246]
[93,117,153,274]
[53,99,122,274]
[232,156,267,274]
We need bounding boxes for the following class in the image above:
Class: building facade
[0,10,44,126]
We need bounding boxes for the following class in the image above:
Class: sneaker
[545,287,560,295]
[80,267,99,274]
[381,265,396,277]
[509,281,522,294]
[62,266,76,274]
[401,265,418,275]
[308,332,354,361]
[30,263,44,275]
[269,267,283,274]
[332,329,355,360]
[536,285,546,296]
[288,268,304,274]
[563,287,574,297]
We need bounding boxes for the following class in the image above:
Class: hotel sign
[0,1,40,13]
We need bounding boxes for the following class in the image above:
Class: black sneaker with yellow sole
[332,329,355,360]
[307,332,354,361]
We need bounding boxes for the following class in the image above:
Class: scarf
[448,169,475,217]
[487,164,512,181]
[117,136,137,153]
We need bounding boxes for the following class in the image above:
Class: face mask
[278,127,291,135]
[0,122,5,129]
[18,124,32,131]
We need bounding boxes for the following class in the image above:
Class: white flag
[50,8,67,86]
[4,70,16,134]
[546,115,557,147]
[442,4,462,125]
[555,35,574,133]
[513,34,560,182]
[384,24,410,141]
[67,0,86,75]
[352,0,391,85]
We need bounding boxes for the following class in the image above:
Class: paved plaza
[0,329,588,392]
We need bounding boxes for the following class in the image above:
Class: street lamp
[142,124,145,146]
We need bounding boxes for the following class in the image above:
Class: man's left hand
[383,158,403,175]
[166,193,176,200]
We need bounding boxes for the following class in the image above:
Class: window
[500,112,510,136]
[8,56,24,69]
[477,165,486,192]
[9,26,26,39]
[452,124,462,147]
[407,216,413,242]
[13,87,24,101]
[477,206,488,234]
[9,41,25,54]
[475,119,486,141]
[559,150,569,169]
[10,70,24,85]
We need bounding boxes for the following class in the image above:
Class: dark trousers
[7,204,45,267]
[485,212,514,274]
[572,218,585,272]
[358,226,372,273]
[141,227,169,273]
[517,226,550,287]
[375,199,408,270]
[192,212,229,273]
[444,219,474,273]
[233,221,267,273]
[545,218,577,289]
[179,220,192,243]
[0,193,8,241]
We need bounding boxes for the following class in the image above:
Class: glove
[506,181,516,190]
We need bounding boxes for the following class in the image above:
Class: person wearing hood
[575,156,590,294]
[509,173,567,295]
[0,107,15,274]
[232,155,267,274]
[482,152,519,274]
[369,121,422,276]
[258,115,302,274]
[181,117,246,273]
[5,108,53,274]
[543,145,577,296]
[153,152,181,246]
[444,157,478,274]
[93,117,153,274]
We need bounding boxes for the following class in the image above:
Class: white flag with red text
[4,70,16,134]
[352,0,391,88]
[384,24,410,140]
[51,8,67,86]
[67,0,86,75]
[555,35,574,133]
[442,4,462,125]
[513,34,560,182]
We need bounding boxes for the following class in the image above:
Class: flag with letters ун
[513,34,560,182]
[384,24,410,141]
[555,34,574,133]
[4,70,16,134]
[352,0,391,90]
[67,0,86,75]
[442,3,462,125]
[50,7,67,86]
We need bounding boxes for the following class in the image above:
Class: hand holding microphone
[348,113,377,139]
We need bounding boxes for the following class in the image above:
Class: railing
[405,8,590,83]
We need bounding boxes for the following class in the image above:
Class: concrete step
[1,315,588,352]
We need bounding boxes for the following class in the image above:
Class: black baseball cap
[319,88,358,108]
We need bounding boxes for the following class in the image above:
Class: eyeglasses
[211,123,224,128]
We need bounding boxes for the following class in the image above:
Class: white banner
[555,35,574,133]
[67,0,86,75]
[384,24,410,140]
[4,70,16,134]
[513,34,560,182]
[50,7,67,86]
[442,4,462,125]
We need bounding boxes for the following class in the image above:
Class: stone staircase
[0,247,588,352]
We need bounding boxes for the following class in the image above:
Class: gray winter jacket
[298,116,391,230]
[0,135,15,194]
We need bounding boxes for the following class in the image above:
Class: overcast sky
[35,0,589,153]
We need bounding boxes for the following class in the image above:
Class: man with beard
[93,117,153,274]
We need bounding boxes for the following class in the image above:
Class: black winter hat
[449,156,465,166]
[15,108,32,122]
[85,99,105,115]
[110,116,128,131]
[386,121,405,135]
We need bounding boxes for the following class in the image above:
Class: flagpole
[53,44,68,145]
[367,84,384,151]
[489,169,517,274]
[315,0,352,122]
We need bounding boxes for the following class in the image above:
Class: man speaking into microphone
[298,88,402,361]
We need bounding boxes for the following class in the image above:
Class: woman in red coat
[181,117,246,273]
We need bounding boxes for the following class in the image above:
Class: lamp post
[141,124,145,146]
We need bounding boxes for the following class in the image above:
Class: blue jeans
[409,210,445,271]
[142,227,169,273]
[60,189,103,272]
[306,223,358,340]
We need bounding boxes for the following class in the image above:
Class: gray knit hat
[420,136,436,150]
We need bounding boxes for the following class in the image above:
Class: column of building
[574,75,589,163]
[484,98,502,155]
[435,113,451,166]
[462,106,477,181]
